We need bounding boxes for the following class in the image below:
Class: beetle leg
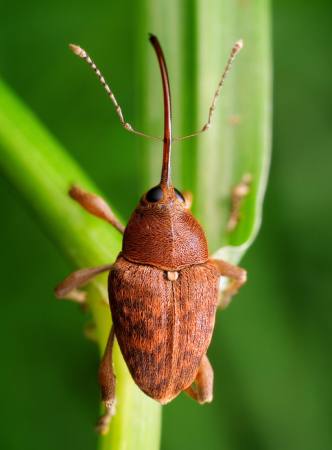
[227,173,252,232]
[54,263,113,303]
[69,185,125,234]
[185,354,213,404]
[211,259,247,309]
[96,327,116,435]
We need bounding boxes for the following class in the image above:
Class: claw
[95,400,117,435]
[55,288,87,304]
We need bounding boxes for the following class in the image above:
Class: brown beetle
[55,34,246,434]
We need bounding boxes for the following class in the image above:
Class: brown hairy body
[109,256,219,403]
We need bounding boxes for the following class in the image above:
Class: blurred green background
[0,1,331,450]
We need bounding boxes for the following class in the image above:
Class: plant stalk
[0,78,161,450]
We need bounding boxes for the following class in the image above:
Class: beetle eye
[146,185,163,202]
[174,188,185,202]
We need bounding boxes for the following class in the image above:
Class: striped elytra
[109,256,219,403]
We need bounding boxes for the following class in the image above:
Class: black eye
[174,188,185,202]
[146,185,163,202]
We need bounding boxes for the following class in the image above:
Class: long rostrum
[149,34,172,188]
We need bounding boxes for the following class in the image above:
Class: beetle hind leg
[211,259,247,310]
[184,354,214,404]
[96,327,116,435]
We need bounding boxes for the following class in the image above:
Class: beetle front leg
[184,354,213,404]
[54,263,113,303]
[96,326,116,435]
[69,185,125,233]
[211,259,247,309]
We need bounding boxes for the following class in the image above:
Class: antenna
[69,43,161,141]
[69,37,243,146]
[175,39,243,141]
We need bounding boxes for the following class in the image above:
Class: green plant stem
[0,79,161,450]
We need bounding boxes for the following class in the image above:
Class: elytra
[55,34,247,434]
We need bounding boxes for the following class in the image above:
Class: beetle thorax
[122,202,209,271]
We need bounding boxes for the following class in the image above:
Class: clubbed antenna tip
[69,43,86,58]
[234,39,244,54]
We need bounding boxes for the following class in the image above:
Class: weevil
[55,34,247,434]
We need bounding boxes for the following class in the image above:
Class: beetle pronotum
[55,34,246,434]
